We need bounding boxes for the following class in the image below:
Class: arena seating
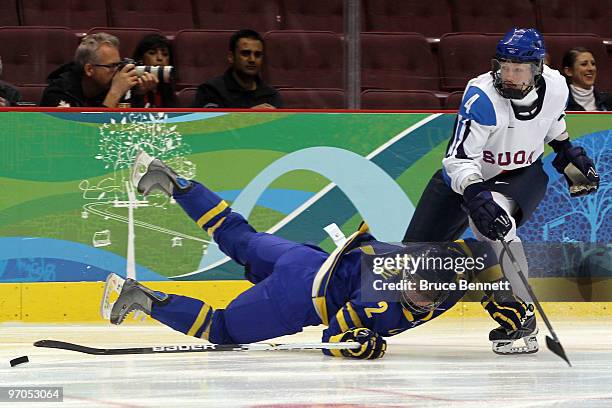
[535,0,611,39]
[263,31,343,88]
[281,0,344,32]
[176,87,197,108]
[0,1,608,109]
[17,83,46,105]
[21,0,107,31]
[0,27,75,85]
[278,88,345,109]
[193,0,280,33]
[173,30,234,88]
[450,0,536,33]
[107,0,193,33]
[361,89,442,109]
[438,32,501,91]
[444,90,464,110]
[361,32,438,90]
[0,0,20,26]
[361,0,453,38]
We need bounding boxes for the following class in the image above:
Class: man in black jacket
[40,33,157,108]
[193,29,282,109]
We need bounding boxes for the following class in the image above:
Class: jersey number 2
[365,302,388,318]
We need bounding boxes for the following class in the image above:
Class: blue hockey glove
[329,328,387,359]
[550,141,599,197]
[481,292,529,331]
[463,183,512,240]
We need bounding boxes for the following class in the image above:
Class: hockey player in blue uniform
[107,150,527,359]
[403,28,600,354]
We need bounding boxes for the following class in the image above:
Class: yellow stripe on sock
[196,201,228,228]
[492,301,522,320]
[187,304,211,337]
[200,310,214,340]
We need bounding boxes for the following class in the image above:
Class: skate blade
[492,335,539,355]
[100,273,126,320]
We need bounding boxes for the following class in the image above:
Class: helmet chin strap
[511,87,538,104]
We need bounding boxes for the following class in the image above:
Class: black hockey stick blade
[34,339,359,355]
[546,336,572,367]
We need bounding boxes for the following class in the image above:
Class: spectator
[131,33,177,108]
[562,47,610,111]
[39,33,157,108]
[193,29,282,109]
[0,56,21,107]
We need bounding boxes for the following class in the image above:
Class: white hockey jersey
[443,65,569,194]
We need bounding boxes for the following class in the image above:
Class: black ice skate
[131,150,192,196]
[110,278,169,325]
[489,305,538,355]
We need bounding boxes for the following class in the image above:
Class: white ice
[1,318,611,408]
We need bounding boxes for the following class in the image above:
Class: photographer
[0,56,21,107]
[39,33,157,108]
[131,34,177,108]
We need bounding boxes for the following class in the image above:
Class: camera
[119,58,174,83]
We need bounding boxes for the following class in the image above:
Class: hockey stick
[34,339,360,356]
[497,235,572,367]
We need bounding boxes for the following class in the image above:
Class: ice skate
[109,277,169,325]
[131,150,191,196]
[489,306,539,355]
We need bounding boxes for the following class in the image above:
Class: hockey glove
[329,328,387,359]
[550,141,599,197]
[481,292,528,331]
[463,183,512,240]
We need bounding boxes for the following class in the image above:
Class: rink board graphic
[0,111,610,321]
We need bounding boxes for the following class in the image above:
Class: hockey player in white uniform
[403,28,600,355]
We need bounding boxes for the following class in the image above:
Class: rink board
[0,110,610,322]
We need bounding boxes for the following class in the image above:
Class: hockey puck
[10,356,29,367]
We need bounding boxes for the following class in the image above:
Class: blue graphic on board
[0,237,167,282]
[519,131,610,243]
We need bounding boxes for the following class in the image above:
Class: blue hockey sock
[151,294,215,340]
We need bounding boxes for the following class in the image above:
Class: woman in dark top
[562,47,610,111]
[132,34,178,108]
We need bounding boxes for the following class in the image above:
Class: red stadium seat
[0,27,76,85]
[280,0,343,32]
[173,30,234,88]
[176,87,197,108]
[87,28,162,59]
[0,0,20,26]
[544,33,610,91]
[107,0,193,33]
[361,90,442,110]
[438,33,502,91]
[21,0,108,31]
[450,0,536,33]
[361,0,452,38]
[194,0,280,32]
[264,31,343,88]
[445,90,464,110]
[536,0,612,39]
[361,32,439,90]
[17,84,47,105]
[278,88,345,109]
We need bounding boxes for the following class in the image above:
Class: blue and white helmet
[492,28,546,99]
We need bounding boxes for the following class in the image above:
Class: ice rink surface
[1,318,611,408]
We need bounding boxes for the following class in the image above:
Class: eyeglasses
[92,62,122,70]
